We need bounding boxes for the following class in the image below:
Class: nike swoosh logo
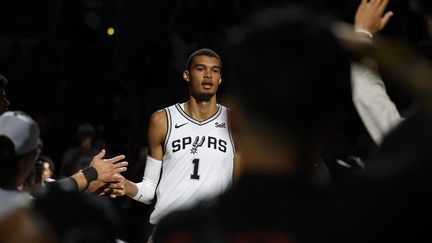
[175,123,188,129]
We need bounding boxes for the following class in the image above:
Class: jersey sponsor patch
[215,122,226,128]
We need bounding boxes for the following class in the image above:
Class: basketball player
[152,6,354,243]
[112,48,237,238]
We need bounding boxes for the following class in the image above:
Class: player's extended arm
[233,151,242,182]
[351,0,401,145]
[227,106,243,182]
[122,110,167,204]
[49,149,128,192]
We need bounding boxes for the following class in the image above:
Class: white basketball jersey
[149,103,235,224]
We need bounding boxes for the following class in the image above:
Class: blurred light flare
[107,27,115,36]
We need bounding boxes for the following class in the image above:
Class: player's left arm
[233,152,242,182]
[47,149,127,193]
[227,104,243,183]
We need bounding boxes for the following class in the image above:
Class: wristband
[82,166,98,183]
[355,28,373,39]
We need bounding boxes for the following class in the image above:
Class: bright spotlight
[107,27,115,36]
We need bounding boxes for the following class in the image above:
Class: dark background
[0,0,428,242]
[0,0,425,163]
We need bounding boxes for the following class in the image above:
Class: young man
[113,48,237,234]
[153,6,354,243]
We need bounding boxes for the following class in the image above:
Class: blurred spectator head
[0,74,10,115]
[0,74,7,88]
[77,123,95,136]
[38,155,55,182]
[34,188,118,243]
[0,208,56,243]
[76,123,95,144]
[21,155,55,198]
[0,111,40,188]
[225,6,352,174]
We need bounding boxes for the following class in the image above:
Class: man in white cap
[0,111,129,217]
[0,111,40,216]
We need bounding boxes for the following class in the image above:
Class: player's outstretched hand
[355,0,393,35]
[102,174,127,199]
[90,149,128,183]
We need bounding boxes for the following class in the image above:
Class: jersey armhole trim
[163,108,172,153]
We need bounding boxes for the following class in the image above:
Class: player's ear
[183,70,190,82]
[218,77,222,85]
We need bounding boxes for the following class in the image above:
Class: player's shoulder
[218,104,231,118]
[218,103,230,111]
[150,103,182,125]
[150,109,167,127]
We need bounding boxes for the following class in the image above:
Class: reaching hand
[102,174,127,199]
[355,0,394,35]
[90,149,128,183]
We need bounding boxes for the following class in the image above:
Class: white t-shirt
[0,188,32,218]
[351,62,402,145]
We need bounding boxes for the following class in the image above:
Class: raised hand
[90,149,128,183]
[102,174,128,198]
[355,0,394,36]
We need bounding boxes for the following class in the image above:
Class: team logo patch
[215,122,226,128]
[190,136,205,154]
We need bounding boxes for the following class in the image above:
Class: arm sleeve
[132,156,162,204]
[47,177,79,192]
[351,62,403,145]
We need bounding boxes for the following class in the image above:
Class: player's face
[0,88,10,115]
[184,55,222,101]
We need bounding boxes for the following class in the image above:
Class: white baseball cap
[0,111,40,155]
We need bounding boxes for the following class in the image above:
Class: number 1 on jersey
[191,158,200,180]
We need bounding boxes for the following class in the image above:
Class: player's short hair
[186,48,222,71]
[0,74,8,89]
[225,6,353,144]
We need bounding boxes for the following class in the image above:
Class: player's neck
[184,96,218,122]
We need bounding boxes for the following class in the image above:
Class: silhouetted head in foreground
[225,6,352,176]
[33,188,119,243]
